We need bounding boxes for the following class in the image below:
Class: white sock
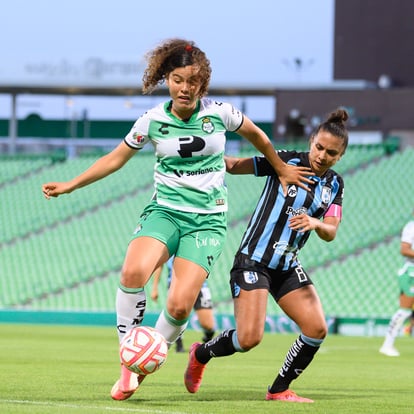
[155,309,188,346]
[383,308,412,347]
[116,286,146,343]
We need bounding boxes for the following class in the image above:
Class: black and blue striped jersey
[237,150,344,271]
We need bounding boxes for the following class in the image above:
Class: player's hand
[289,213,318,233]
[42,182,72,199]
[279,164,314,195]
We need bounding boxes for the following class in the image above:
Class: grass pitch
[0,323,413,414]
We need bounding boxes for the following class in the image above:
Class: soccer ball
[120,326,168,375]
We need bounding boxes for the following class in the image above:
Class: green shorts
[398,264,414,297]
[131,202,227,274]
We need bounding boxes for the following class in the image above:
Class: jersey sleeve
[324,204,343,218]
[331,176,344,207]
[253,156,275,176]
[213,100,244,132]
[323,175,344,218]
[252,151,292,176]
[401,221,414,244]
[124,112,151,150]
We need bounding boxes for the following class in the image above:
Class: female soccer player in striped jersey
[184,108,349,403]
[41,38,313,401]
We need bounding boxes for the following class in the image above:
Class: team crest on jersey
[287,185,297,197]
[243,271,258,284]
[132,132,145,144]
[321,186,332,204]
[201,117,215,134]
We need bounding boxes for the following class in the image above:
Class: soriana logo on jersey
[133,132,145,144]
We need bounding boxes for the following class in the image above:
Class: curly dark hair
[142,38,211,96]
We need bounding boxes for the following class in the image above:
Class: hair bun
[328,108,349,124]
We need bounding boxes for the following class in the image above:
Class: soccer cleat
[379,345,400,357]
[266,389,314,403]
[184,342,206,393]
[110,364,146,400]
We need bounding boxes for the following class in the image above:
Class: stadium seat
[1,146,414,320]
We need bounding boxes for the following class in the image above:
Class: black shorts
[229,253,313,302]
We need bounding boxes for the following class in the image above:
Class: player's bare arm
[289,214,339,241]
[224,156,254,174]
[42,142,135,199]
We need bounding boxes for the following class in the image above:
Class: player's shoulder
[276,149,309,166]
[254,150,303,171]
[324,167,344,186]
[401,220,414,243]
[139,101,169,120]
[199,98,243,131]
[199,97,234,114]
[403,220,414,232]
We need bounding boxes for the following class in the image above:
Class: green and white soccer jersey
[397,220,414,296]
[401,220,414,265]
[124,98,243,213]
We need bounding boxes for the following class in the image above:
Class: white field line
[0,399,205,414]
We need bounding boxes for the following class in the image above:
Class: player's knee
[120,266,143,288]
[318,320,328,338]
[303,322,328,340]
[237,332,263,351]
[315,327,328,340]
[166,304,191,321]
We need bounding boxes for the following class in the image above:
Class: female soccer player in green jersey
[380,209,414,357]
[42,38,313,401]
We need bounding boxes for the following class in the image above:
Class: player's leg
[185,253,271,393]
[112,206,178,400]
[112,236,169,400]
[155,256,208,346]
[380,269,414,356]
[380,294,414,356]
[117,236,169,342]
[410,309,414,334]
[403,309,414,336]
[202,286,268,356]
[266,284,325,402]
[194,253,270,356]
[185,288,268,393]
[402,308,414,336]
[175,335,185,352]
[157,210,226,351]
[196,308,216,342]
[184,254,270,393]
[194,285,216,343]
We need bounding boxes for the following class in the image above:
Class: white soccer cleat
[379,345,400,357]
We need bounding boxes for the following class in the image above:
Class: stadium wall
[0,310,391,337]
[273,88,414,142]
[0,118,272,141]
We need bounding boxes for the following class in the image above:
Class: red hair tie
[185,44,193,52]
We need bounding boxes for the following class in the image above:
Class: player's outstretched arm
[224,156,254,174]
[42,142,136,199]
[236,116,314,193]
